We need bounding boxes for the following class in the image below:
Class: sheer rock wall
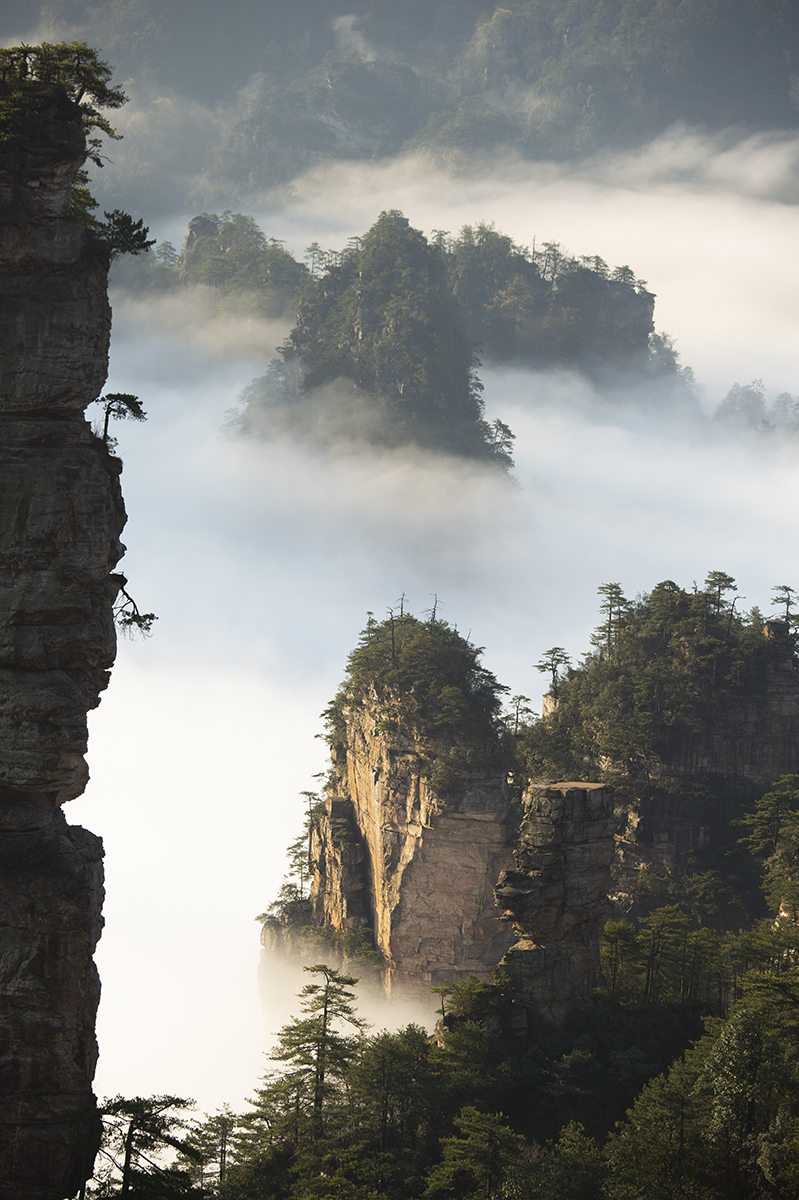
[0,107,125,1199]
[310,686,516,995]
[494,783,615,1028]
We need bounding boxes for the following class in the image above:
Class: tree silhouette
[264,964,367,1140]
[534,648,571,697]
[95,392,147,445]
[95,1094,199,1196]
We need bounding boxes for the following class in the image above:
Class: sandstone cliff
[495,783,615,1028]
[0,97,125,1198]
[306,616,516,996]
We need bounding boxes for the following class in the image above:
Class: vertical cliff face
[494,783,615,1028]
[0,103,125,1198]
[308,616,516,996]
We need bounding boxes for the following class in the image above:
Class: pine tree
[254,964,367,1143]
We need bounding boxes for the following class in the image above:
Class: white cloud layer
[66,131,799,1114]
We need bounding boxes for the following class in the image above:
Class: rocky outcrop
[495,783,615,1028]
[540,625,799,881]
[310,684,516,995]
[0,98,125,1198]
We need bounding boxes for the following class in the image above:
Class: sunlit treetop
[0,41,127,166]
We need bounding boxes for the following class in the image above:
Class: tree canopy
[275,210,513,463]
[521,574,785,790]
[0,40,126,165]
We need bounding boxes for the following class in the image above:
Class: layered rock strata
[310,685,516,994]
[494,783,615,1028]
[0,101,125,1198]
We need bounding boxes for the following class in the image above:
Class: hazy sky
[54,117,799,1116]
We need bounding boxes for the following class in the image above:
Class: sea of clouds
[43,111,799,1113]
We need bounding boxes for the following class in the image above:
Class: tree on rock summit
[272,210,514,465]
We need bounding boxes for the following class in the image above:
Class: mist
[57,128,799,1117]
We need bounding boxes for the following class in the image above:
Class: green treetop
[325,610,507,744]
[0,42,153,256]
[520,575,783,789]
[279,210,514,464]
[180,211,308,315]
[254,964,367,1143]
[0,41,126,165]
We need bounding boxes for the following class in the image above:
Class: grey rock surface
[495,783,615,1027]
[310,684,516,995]
[0,106,125,1198]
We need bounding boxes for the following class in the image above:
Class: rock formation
[311,691,516,994]
[494,783,615,1028]
[306,617,517,996]
[278,607,799,1028]
[0,94,125,1198]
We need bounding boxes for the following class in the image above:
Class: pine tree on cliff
[0,42,154,254]
[250,964,367,1143]
[325,611,506,746]
[273,210,514,465]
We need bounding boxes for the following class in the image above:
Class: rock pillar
[495,783,614,1027]
[310,686,516,995]
[0,98,126,1198]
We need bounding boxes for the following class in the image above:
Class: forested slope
[16,0,799,200]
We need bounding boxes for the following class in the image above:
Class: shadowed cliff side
[522,584,799,907]
[495,783,615,1030]
[308,613,516,995]
[0,85,126,1198]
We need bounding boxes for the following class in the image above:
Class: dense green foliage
[241,211,514,463]
[0,41,154,257]
[520,574,784,791]
[230,210,688,459]
[87,907,799,1199]
[89,806,799,1198]
[179,213,309,316]
[111,212,308,317]
[323,609,508,798]
[324,608,507,757]
[130,211,679,388]
[440,223,673,380]
[0,41,125,165]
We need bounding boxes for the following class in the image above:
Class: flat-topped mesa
[495,783,615,1029]
[309,615,516,996]
[0,86,126,1199]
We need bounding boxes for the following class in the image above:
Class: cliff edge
[308,614,516,995]
[0,89,125,1198]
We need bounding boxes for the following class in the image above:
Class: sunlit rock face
[495,783,615,1029]
[0,102,125,1200]
[310,684,516,995]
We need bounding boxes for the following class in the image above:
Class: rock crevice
[310,685,516,994]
